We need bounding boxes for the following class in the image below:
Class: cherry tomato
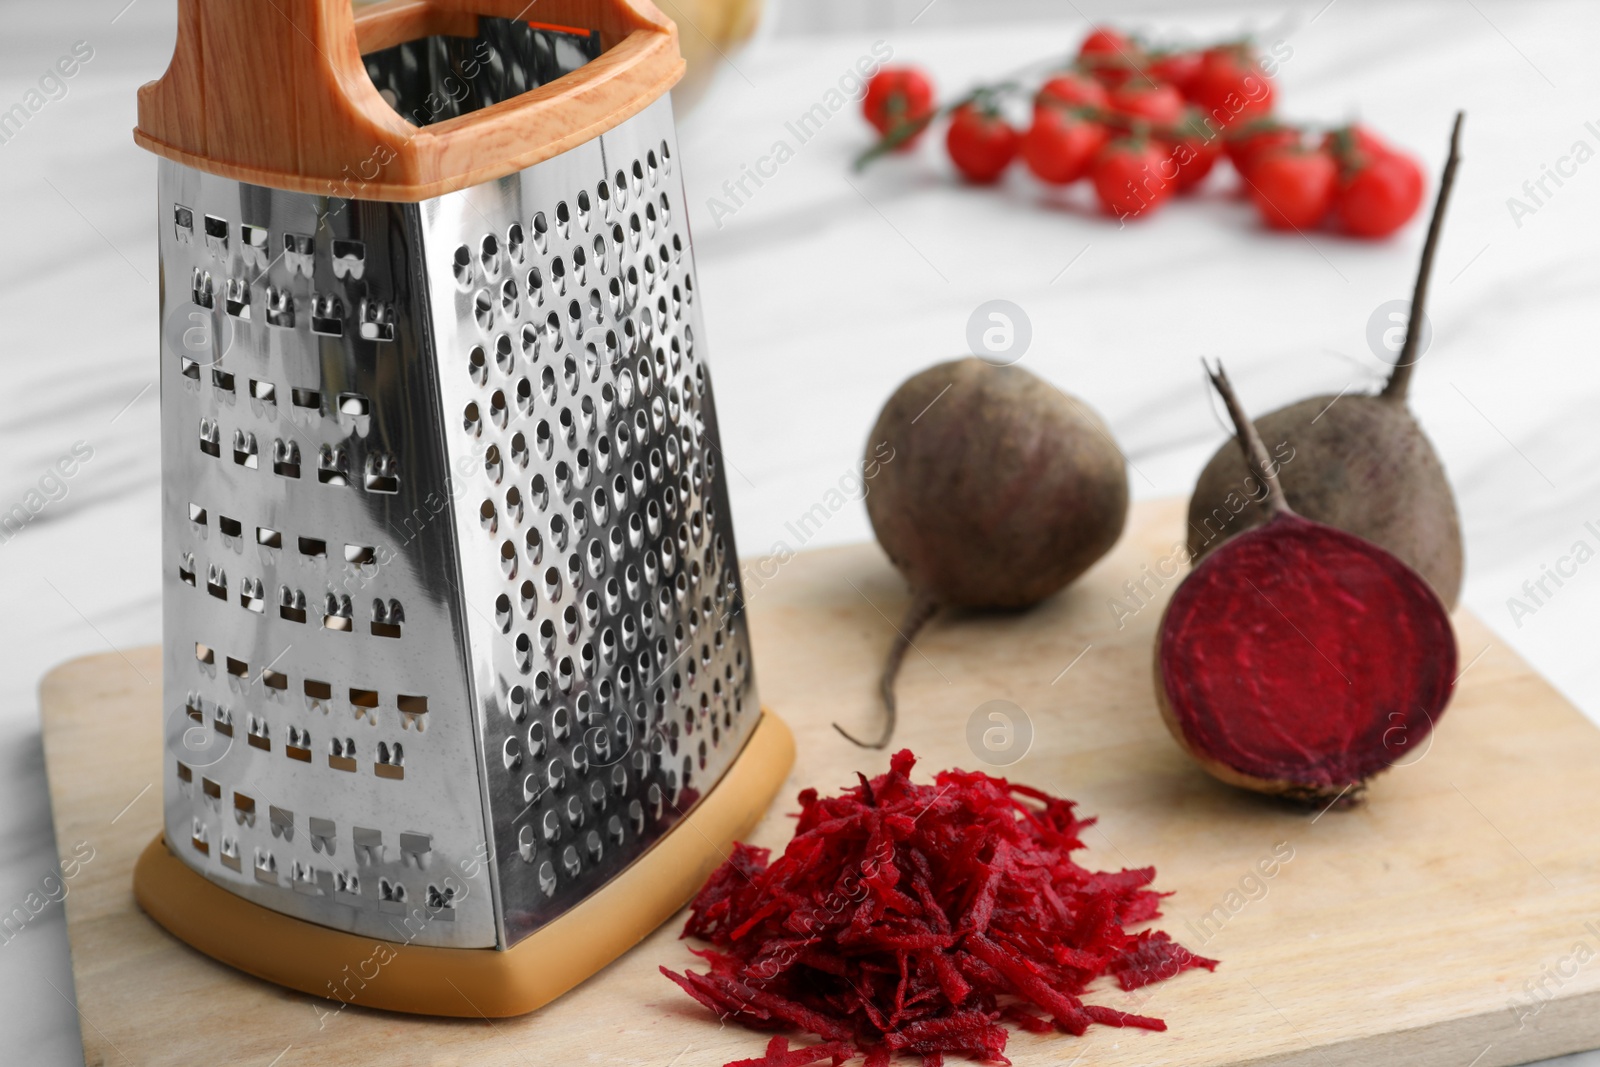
[1332,151,1425,238]
[946,105,1021,184]
[1108,81,1187,126]
[1247,148,1337,230]
[863,67,936,150]
[1322,123,1392,167]
[1078,26,1143,89]
[1036,72,1109,112]
[1090,138,1174,219]
[1022,110,1110,185]
[1160,117,1224,192]
[1079,26,1136,60]
[1224,120,1302,180]
[1147,50,1204,94]
[1187,48,1274,130]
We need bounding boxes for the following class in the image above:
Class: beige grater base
[39,502,1600,1067]
[129,710,793,1018]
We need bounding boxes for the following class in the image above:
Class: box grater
[131,0,792,1016]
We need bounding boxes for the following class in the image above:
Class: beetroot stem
[1204,361,1290,517]
[1383,110,1465,404]
[835,590,941,749]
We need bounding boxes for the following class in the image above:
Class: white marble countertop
[1,0,1596,1063]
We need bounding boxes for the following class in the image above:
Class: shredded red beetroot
[662,751,1216,1066]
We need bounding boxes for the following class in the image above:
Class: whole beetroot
[844,357,1129,747]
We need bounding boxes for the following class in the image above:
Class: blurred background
[2,0,1597,1062]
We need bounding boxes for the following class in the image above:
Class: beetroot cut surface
[661,751,1216,1067]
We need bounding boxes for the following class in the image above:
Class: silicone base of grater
[133,709,792,1017]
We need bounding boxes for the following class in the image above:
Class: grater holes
[489,390,508,429]
[464,401,482,437]
[468,346,488,386]
[495,593,513,632]
[372,598,404,638]
[500,539,517,578]
[555,201,571,238]
[311,294,345,336]
[485,444,504,484]
[329,737,357,772]
[529,473,549,511]
[510,432,529,469]
[526,269,544,311]
[453,245,474,289]
[231,431,259,468]
[525,527,543,565]
[506,223,525,265]
[474,289,494,330]
[520,578,538,617]
[480,234,501,278]
[365,452,400,495]
[174,204,194,243]
[646,149,658,185]
[532,211,549,253]
[317,442,354,494]
[199,419,221,457]
[273,439,301,479]
[515,632,533,673]
[495,333,514,375]
[481,499,498,534]
[280,587,307,623]
[323,593,353,631]
[375,742,404,779]
[500,279,519,317]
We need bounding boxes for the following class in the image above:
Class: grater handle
[134,0,684,202]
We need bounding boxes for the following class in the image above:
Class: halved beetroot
[1157,365,1457,804]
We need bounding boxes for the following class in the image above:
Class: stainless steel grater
[134,0,789,1006]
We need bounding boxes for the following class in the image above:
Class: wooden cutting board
[41,499,1600,1067]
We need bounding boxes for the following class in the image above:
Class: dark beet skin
[865,358,1129,609]
[1186,393,1464,610]
[1159,511,1458,802]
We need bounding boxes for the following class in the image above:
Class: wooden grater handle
[134,0,684,201]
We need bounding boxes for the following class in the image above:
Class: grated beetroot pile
[662,751,1216,1066]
